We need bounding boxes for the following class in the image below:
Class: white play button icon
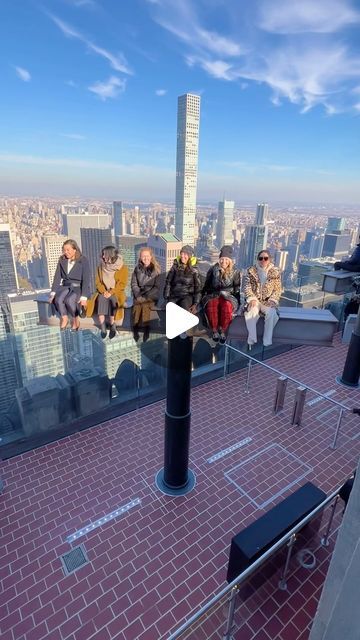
[166,302,199,339]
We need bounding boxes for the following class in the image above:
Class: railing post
[273,376,288,414]
[244,359,252,394]
[279,533,296,590]
[321,496,339,547]
[222,585,238,640]
[331,408,344,450]
[223,345,229,380]
[291,386,307,426]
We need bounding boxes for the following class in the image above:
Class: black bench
[227,481,326,583]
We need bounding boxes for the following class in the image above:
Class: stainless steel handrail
[167,485,342,640]
[224,343,352,413]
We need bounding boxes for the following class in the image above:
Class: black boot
[100,322,107,339]
[109,324,117,339]
[133,325,140,342]
[143,326,150,342]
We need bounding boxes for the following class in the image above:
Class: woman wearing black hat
[163,245,201,312]
[201,246,241,343]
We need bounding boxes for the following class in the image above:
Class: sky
[1,0,360,204]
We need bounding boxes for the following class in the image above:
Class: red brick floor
[1,335,360,640]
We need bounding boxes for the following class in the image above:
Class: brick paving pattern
[1,334,360,640]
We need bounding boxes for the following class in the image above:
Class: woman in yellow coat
[87,245,128,339]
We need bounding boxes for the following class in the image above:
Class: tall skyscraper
[116,235,147,297]
[148,233,182,274]
[255,203,269,225]
[63,213,110,249]
[245,225,268,266]
[0,224,18,307]
[80,228,113,285]
[274,250,289,272]
[322,232,351,259]
[0,310,19,413]
[7,292,64,385]
[113,201,126,237]
[175,93,201,245]
[309,235,324,259]
[327,217,345,233]
[41,234,67,289]
[216,200,234,248]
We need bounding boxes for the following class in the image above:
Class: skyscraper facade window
[175,94,200,245]
[216,200,235,248]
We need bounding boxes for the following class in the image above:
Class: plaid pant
[205,297,233,331]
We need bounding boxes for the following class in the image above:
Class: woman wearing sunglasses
[244,250,281,347]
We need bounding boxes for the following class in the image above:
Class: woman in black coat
[131,248,161,342]
[201,246,241,343]
[163,245,201,312]
[49,239,90,330]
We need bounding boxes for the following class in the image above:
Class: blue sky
[1,0,360,203]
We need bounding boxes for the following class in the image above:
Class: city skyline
[0,0,360,203]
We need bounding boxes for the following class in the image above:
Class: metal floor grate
[60,544,89,576]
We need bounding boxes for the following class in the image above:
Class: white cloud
[49,14,133,75]
[60,133,86,140]
[88,76,126,100]
[155,89,167,96]
[66,80,77,87]
[147,0,360,114]
[257,0,360,34]
[15,66,31,82]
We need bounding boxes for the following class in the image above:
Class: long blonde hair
[139,247,161,274]
[219,258,234,278]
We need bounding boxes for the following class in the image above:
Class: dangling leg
[244,302,260,346]
[54,287,70,329]
[218,298,233,343]
[262,306,279,346]
[108,296,118,339]
[205,298,221,341]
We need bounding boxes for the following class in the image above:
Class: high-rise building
[327,217,345,233]
[255,203,269,225]
[175,93,201,245]
[216,200,234,249]
[0,224,18,308]
[322,233,351,259]
[274,250,289,272]
[113,201,125,237]
[116,235,147,297]
[245,225,268,266]
[286,243,300,272]
[147,233,182,274]
[0,310,19,413]
[41,234,67,289]
[7,292,64,385]
[63,213,110,249]
[309,235,324,259]
[80,228,113,285]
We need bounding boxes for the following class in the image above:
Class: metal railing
[168,485,343,640]
[223,343,354,449]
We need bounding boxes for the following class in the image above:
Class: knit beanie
[219,245,233,259]
[180,245,194,257]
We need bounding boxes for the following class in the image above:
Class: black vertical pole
[155,335,196,495]
[339,307,360,387]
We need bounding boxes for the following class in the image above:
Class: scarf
[101,256,123,290]
[257,264,269,285]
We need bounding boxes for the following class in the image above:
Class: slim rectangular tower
[175,94,200,245]
[0,224,18,307]
[216,200,235,248]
